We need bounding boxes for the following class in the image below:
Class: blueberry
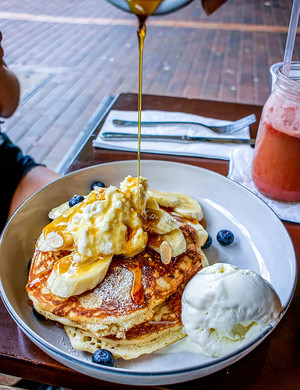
[27,258,32,272]
[32,307,46,320]
[68,195,84,208]
[202,234,212,249]
[217,230,234,246]
[92,349,114,367]
[91,181,105,191]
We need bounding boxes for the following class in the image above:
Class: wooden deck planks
[0,0,298,171]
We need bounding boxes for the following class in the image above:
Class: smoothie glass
[252,62,300,202]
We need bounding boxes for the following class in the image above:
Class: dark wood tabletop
[0,93,299,390]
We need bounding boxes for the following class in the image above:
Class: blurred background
[0,0,299,171]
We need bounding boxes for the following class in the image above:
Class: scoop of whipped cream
[181,263,282,357]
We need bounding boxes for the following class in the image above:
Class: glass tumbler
[252,62,300,202]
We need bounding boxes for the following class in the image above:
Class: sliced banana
[47,254,113,298]
[146,195,160,210]
[187,221,208,247]
[172,193,203,221]
[148,228,186,260]
[38,232,63,252]
[163,228,187,258]
[48,201,70,220]
[37,233,53,252]
[146,208,179,234]
[148,190,179,208]
[149,190,203,221]
[37,230,74,252]
[48,192,93,220]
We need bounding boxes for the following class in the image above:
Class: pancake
[26,177,210,360]
[64,289,186,360]
[26,215,208,339]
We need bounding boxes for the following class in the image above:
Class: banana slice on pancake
[148,228,186,262]
[146,195,160,210]
[47,254,113,298]
[48,201,70,220]
[187,221,208,247]
[37,231,74,252]
[148,190,203,221]
[148,190,179,208]
[162,229,186,258]
[146,208,179,234]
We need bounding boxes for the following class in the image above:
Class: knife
[100,132,256,145]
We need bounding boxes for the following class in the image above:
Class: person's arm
[0,31,20,118]
[8,165,60,217]
[0,32,61,222]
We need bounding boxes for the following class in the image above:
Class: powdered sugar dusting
[78,266,135,313]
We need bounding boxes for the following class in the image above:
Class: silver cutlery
[112,114,256,135]
[100,132,256,145]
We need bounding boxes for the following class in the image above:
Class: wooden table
[0,94,299,389]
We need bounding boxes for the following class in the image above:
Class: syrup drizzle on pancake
[123,262,144,305]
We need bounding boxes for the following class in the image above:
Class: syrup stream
[127,0,164,212]
[137,20,146,212]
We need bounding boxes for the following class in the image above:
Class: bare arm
[0,32,61,220]
[0,31,20,118]
[8,166,61,217]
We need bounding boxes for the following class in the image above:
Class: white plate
[0,160,297,386]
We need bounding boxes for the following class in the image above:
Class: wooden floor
[0,0,299,172]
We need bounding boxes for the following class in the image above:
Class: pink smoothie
[252,93,300,202]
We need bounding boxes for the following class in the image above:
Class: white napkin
[93,110,251,160]
[228,148,300,223]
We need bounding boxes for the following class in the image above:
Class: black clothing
[0,132,42,232]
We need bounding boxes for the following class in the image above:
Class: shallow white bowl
[0,160,297,385]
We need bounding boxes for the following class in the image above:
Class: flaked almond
[160,240,172,264]
[46,231,64,249]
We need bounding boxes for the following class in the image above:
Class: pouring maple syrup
[106,0,228,209]
[126,0,164,211]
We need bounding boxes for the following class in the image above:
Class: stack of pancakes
[26,179,209,360]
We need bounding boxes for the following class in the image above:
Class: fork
[112,114,256,135]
